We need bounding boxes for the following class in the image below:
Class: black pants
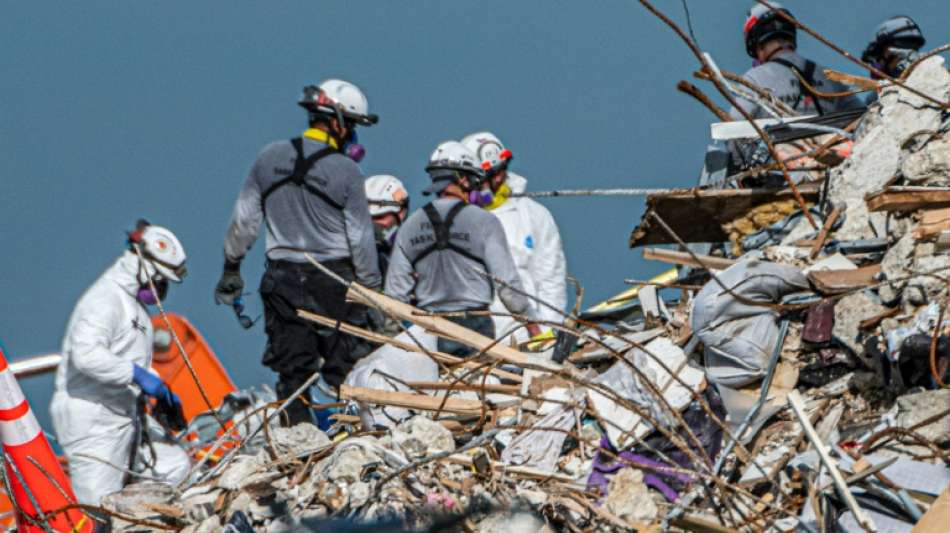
[437,312,495,358]
[260,259,373,426]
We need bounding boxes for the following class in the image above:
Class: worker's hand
[214,261,244,306]
[132,364,178,407]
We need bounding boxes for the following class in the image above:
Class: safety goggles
[141,250,187,282]
[369,199,410,211]
[301,85,379,126]
[232,295,260,330]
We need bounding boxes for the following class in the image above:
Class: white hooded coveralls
[50,251,189,505]
[489,172,568,342]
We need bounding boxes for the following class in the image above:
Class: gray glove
[214,260,244,305]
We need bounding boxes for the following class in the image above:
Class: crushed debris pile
[100,58,950,533]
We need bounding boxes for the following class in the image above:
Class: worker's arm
[529,202,568,324]
[383,237,414,303]
[66,297,134,386]
[223,153,266,265]
[482,215,532,318]
[342,162,382,290]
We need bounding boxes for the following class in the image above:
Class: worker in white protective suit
[460,132,567,345]
[50,221,191,505]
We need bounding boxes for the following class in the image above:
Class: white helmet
[424,141,485,195]
[422,141,485,194]
[129,221,187,283]
[460,131,513,175]
[365,175,409,217]
[298,79,378,126]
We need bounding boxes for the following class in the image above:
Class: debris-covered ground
[98,20,950,533]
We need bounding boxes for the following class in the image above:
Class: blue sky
[2,1,947,431]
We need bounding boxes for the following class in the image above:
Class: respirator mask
[374,223,400,246]
[135,262,168,305]
[343,128,366,163]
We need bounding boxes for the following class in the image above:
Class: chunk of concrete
[896,389,950,445]
[392,415,456,457]
[830,56,948,241]
[326,445,381,483]
[271,422,331,457]
[604,468,659,523]
[832,291,884,357]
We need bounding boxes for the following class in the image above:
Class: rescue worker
[732,2,864,121]
[385,141,542,356]
[50,221,190,505]
[364,174,409,277]
[460,132,567,344]
[729,2,864,177]
[215,79,382,426]
[862,15,926,80]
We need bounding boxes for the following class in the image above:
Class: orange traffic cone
[0,345,92,532]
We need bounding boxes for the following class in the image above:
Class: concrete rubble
[100,46,950,533]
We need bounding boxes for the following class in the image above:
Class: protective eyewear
[232,295,260,330]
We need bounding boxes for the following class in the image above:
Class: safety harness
[770,57,825,115]
[260,137,341,232]
[410,201,487,269]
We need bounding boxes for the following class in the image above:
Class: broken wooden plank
[914,207,950,240]
[339,385,485,416]
[807,264,881,295]
[642,247,736,271]
[345,285,566,374]
[671,514,741,533]
[788,390,878,532]
[629,184,821,247]
[405,381,520,395]
[297,309,523,383]
[866,187,950,213]
[824,68,880,91]
[911,487,950,533]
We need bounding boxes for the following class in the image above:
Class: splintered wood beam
[914,207,950,240]
[824,69,879,91]
[340,385,485,416]
[405,381,521,395]
[344,285,566,374]
[296,309,523,383]
[788,391,877,532]
[866,187,950,213]
[642,247,736,271]
[806,264,882,295]
[629,184,821,247]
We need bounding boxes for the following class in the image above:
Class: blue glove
[132,364,180,407]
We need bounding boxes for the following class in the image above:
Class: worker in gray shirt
[729,2,864,177]
[385,141,541,356]
[215,79,382,426]
[733,2,864,121]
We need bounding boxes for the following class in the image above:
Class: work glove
[132,364,180,408]
[214,260,244,306]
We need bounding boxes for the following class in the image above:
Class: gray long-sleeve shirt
[223,136,381,289]
[729,50,864,120]
[384,198,531,315]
